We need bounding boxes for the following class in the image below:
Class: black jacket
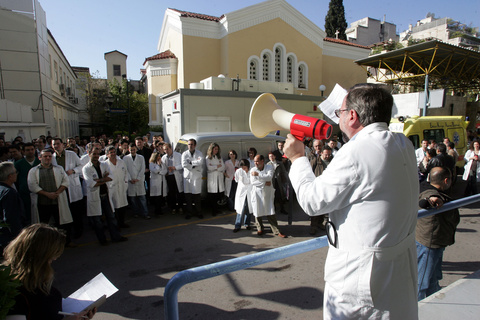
[416,181,460,248]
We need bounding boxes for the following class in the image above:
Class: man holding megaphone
[283,84,419,319]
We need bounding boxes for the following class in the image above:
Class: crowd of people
[0,133,166,250]
[0,83,477,318]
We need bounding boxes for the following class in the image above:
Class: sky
[39,0,479,80]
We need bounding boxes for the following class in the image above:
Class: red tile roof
[143,50,177,65]
[324,37,370,49]
[169,8,223,22]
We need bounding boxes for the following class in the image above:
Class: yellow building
[144,0,369,131]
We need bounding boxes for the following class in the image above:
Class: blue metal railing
[164,194,480,319]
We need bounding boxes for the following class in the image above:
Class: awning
[355,40,480,92]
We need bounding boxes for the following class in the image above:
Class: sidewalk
[418,269,480,319]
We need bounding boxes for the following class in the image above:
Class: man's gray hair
[0,161,15,181]
[345,83,393,126]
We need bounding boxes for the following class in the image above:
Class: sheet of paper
[319,83,348,124]
[62,273,118,313]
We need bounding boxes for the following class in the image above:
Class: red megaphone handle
[290,129,306,141]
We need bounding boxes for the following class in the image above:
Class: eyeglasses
[334,109,348,118]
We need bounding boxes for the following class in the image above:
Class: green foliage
[0,265,21,319]
[447,19,478,39]
[106,79,149,136]
[324,0,347,40]
[408,38,427,46]
[370,41,404,55]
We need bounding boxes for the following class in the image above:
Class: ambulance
[389,116,469,166]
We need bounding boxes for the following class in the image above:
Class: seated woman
[3,223,96,320]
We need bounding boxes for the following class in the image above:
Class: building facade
[0,0,80,142]
[400,16,480,50]
[346,17,399,46]
[144,0,370,129]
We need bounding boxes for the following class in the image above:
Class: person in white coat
[82,145,127,245]
[181,139,204,219]
[149,152,167,215]
[284,83,419,319]
[124,143,150,219]
[27,149,73,244]
[233,159,252,232]
[463,140,480,196]
[206,142,225,216]
[162,143,184,214]
[104,145,130,228]
[52,138,85,239]
[250,155,286,238]
[224,150,240,212]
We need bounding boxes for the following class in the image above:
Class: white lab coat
[206,156,225,193]
[149,162,167,196]
[79,154,90,197]
[104,158,129,209]
[234,168,252,214]
[462,149,480,181]
[123,154,146,196]
[53,150,84,203]
[27,164,72,225]
[250,163,275,217]
[224,159,240,197]
[161,151,183,192]
[415,147,427,166]
[289,123,419,319]
[182,150,204,194]
[82,161,114,217]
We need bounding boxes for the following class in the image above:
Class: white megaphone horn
[249,93,332,141]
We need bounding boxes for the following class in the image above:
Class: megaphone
[249,93,332,141]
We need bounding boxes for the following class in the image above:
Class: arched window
[275,47,282,82]
[249,60,258,80]
[262,53,270,81]
[287,56,293,83]
[298,64,306,89]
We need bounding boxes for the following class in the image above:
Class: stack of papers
[62,273,118,313]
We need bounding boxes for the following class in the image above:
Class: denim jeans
[234,198,251,229]
[416,241,445,300]
[89,194,122,242]
[128,195,149,217]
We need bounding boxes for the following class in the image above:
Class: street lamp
[122,74,131,137]
[319,84,326,97]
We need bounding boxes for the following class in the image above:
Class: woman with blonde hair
[149,152,167,215]
[206,142,225,216]
[3,223,96,319]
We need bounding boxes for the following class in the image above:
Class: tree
[324,0,348,40]
[107,79,149,136]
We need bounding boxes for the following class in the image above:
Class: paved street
[53,179,480,320]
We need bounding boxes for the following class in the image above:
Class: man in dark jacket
[416,166,460,300]
[0,161,26,251]
[428,143,455,176]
